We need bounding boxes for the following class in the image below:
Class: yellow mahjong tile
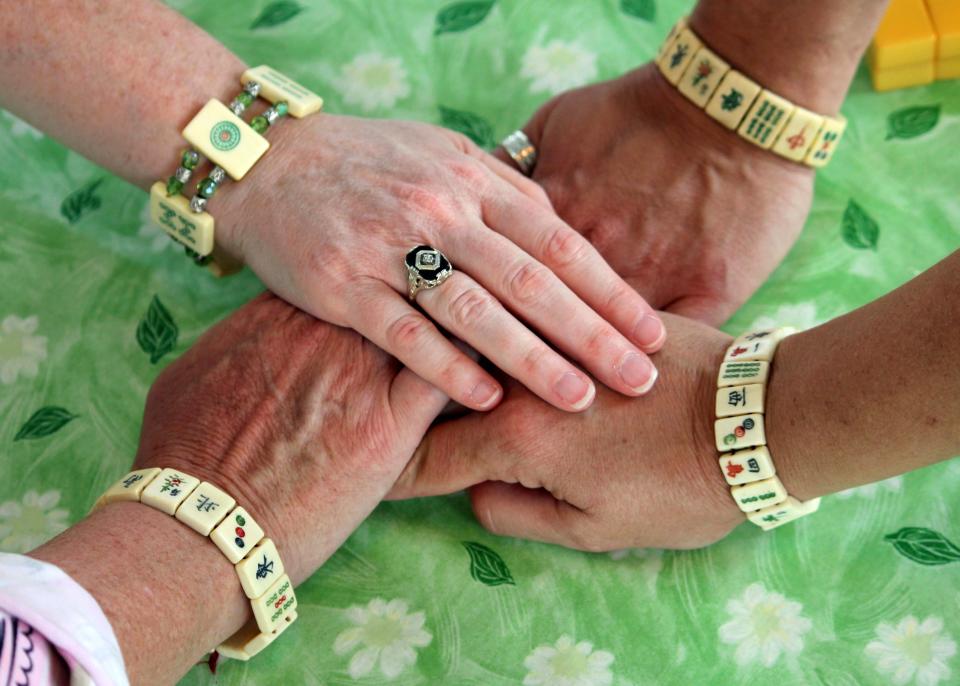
[174,481,235,536]
[927,0,960,59]
[235,538,286,599]
[657,28,702,85]
[96,468,162,507]
[677,45,730,107]
[704,70,761,130]
[149,182,214,256]
[182,99,269,180]
[747,495,821,529]
[869,0,936,70]
[717,360,769,388]
[252,574,297,634]
[737,90,794,150]
[870,62,936,91]
[937,55,960,79]
[140,468,200,515]
[719,447,776,486]
[217,611,297,661]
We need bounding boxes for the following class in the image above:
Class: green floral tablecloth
[2,1,959,684]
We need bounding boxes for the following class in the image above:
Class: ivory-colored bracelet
[148,65,324,274]
[714,327,821,530]
[93,467,297,661]
[657,18,847,168]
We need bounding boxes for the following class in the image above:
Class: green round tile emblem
[210,121,241,151]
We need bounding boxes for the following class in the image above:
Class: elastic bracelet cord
[714,327,822,530]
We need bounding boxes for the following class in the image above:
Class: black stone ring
[405,245,453,300]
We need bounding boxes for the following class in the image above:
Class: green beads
[237,92,254,107]
[250,116,269,134]
[275,101,289,117]
[166,176,184,196]
[181,149,200,170]
[196,177,218,199]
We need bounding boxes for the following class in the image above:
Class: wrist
[30,502,247,683]
[688,0,888,114]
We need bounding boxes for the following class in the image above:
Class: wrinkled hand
[390,313,744,551]
[217,115,664,413]
[133,292,449,583]
[498,64,814,325]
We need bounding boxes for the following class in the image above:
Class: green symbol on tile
[463,541,515,586]
[210,121,241,151]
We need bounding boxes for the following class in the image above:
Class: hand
[132,292,449,582]
[497,64,814,325]
[216,115,664,413]
[391,313,745,551]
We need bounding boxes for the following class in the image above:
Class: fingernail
[618,352,658,394]
[554,372,595,410]
[470,380,501,409]
[634,313,665,349]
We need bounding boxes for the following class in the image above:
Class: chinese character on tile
[122,474,143,489]
[195,495,219,513]
[727,389,747,407]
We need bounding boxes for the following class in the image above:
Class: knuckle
[448,160,488,186]
[603,282,635,316]
[542,226,590,268]
[582,324,616,357]
[507,261,553,306]
[395,184,453,224]
[385,312,432,352]
[519,344,549,376]
[447,284,497,330]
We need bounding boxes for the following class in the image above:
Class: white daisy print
[2,111,44,140]
[334,598,431,680]
[523,635,614,686]
[718,582,812,667]
[866,615,956,686]
[608,548,663,588]
[521,40,597,95]
[0,490,70,553]
[747,302,821,333]
[0,315,48,385]
[835,475,903,499]
[334,53,411,112]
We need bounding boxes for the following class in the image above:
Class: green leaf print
[841,199,879,251]
[136,295,179,364]
[885,105,940,140]
[885,527,960,566]
[250,1,303,29]
[620,0,656,21]
[463,541,515,586]
[60,178,103,224]
[434,1,496,35]
[14,406,78,441]
[439,106,494,148]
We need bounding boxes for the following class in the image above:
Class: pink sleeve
[0,553,128,686]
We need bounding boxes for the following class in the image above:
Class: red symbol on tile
[731,346,748,357]
[726,463,744,478]
[734,426,746,438]
[275,594,287,609]
[236,527,245,537]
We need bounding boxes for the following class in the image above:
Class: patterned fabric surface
[1,1,959,684]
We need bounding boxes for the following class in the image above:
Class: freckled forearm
[30,503,248,684]
[767,250,960,500]
[0,0,245,190]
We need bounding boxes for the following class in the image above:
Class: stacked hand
[391,313,744,551]
[496,64,815,325]
[215,115,665,414]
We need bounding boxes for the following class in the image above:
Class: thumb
[387,411,498,500]
[468,482,587,549]
[389,367,450,440]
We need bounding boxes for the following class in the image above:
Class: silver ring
[405,245,453,300]
[501,130,537,176]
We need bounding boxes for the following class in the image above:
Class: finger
[664,294,732,328]
[448,228,659,398]
[482,187,667,355]
[388,366,450,439]
[352,282,503,412]
[469,482,586,548]
[417,271,597,412]
[387,414,489,500]
[465,144,552,210]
